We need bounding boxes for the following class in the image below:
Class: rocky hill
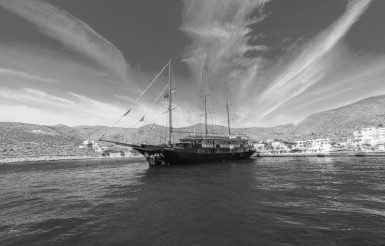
[291,95,385,141]
[87,95,385,143]
[0,122,95,160]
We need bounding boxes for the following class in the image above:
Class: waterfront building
[108,152,123,158]
[271,141,290,153]
[347,138,361,149]
[352,127,385,146]
[79,140,102,151]
[307,139,331,152]
[253,143,267,153]
[295,139,331,152]
[295,141,307,151]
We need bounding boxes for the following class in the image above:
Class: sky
[0,0,384,128]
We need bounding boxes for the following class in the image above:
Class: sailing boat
[100,61,256,166]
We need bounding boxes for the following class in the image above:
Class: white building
[295,141,307,150]
[79,140,100,151]
[253,143,267,152]
[109,152,123,158]
[347,138,361,148]
[272,141,290,153]
[353,127,385,146]
[295,139,331,152]
[311,139,332,152]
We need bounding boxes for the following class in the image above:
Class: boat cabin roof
[179,135,248,142]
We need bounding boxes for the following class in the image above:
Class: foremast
[202,66,208,137]
[168,60,173,146]
[225,82,231,136]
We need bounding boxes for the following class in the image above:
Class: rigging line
[95,126,112,141]
[145,84,169,117]
[137,89,169,143]
[206,69,219,127]
[133,83,169,127]
[169,62,178,127]
[99,62,169,142]
[163,98,169,143]
[112,61,170,127]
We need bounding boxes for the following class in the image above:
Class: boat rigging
[100,60,256,166]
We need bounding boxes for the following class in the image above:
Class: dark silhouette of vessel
[101,61,256,166]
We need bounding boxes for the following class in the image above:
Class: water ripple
[1,157,385,245]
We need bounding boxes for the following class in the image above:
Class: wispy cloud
[182,0,270,99]
[0,88,199,127]
[0,0,130,82]
[0,67,57,83]
[282,54,385,115]
[255,0,373,120]
[0,0,379,128]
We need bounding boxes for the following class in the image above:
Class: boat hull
[162,149,256,165]
[134,146,256,166]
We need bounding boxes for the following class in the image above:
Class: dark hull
[355,152,366,157]
[134,146,255,166]
[98,139,256,167]
[162,149,255,165]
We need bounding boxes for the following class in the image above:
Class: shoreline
[0,155,146,164]
[256,152,385,157]
[3,152,385,164]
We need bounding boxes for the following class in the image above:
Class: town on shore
[81,125,385,158]
[254,126,385,155]
[2,123,385,164]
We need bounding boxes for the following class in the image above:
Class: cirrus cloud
[0,0,130,82]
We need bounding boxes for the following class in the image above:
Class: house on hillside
[353,127,385,146]
[79,140,99,150]
[295,141,307,151]
[342,126,385,151]
[294,139,331,152]
[253,142,267,153]
[271,141,290,153]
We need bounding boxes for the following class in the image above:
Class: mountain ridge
[1,94,385,154]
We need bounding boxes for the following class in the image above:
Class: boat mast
[225,82,231,136]
[168,60,173,145]
[202,66,208,137]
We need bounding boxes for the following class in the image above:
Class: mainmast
[225,82,231,136]
[168,60,173,145]
[202,66,208,137]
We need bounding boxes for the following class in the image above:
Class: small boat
[316,153,325,157]
[100,61,256,167]
[355,152,366,157]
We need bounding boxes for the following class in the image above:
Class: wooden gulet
[100,60,256,167]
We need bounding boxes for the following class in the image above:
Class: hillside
[235,124,295,141]
[86,95,385,142]
[1,94,385,159]
[0,122,95,159]
[291,95,385,141]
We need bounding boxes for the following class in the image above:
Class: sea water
[1,157,385,245]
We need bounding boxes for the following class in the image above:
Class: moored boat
[355,152,366,157]
[100,61,256,166]
[102,135,255,166]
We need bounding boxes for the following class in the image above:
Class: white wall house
[353,127,385,146]
[253,143,267,152]
[79,140,101,151]
[272,142,289,153]
[295,141,307,150]
[295,139,331,152]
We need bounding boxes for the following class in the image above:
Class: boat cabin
[174,135,254,153]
